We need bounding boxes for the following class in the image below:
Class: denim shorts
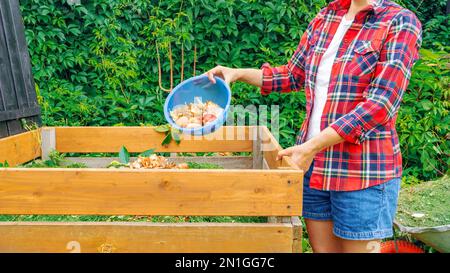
[302,163,401,240]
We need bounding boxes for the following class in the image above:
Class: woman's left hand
[276,143,318,171]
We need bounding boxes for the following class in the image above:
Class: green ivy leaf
[420,100,433,111]
[154,124,171,133]
[0,161,9,168]
[171,129,181,145]
[139,148,155,157]
[107,160,128,168]
[119,146,130,164]
[162,133,173,147]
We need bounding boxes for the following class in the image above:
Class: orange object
[381,240,424,253]
[203,114,217,124]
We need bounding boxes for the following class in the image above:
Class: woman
[206,0,422,253]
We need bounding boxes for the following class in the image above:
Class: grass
[0,215,266,223]
[397,175,450,227]
[20,150,87,168]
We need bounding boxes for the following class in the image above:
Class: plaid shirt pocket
[348,39,382,76]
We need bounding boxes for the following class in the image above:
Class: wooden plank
[0,106,40,122]
[261,126,284,169]
[263,125,304,227]
[65,156,253,169]
[0,129,40,166]
[1,0,29,112]
[291,217,303,253]
[0,122,8,138]
[267,217,302,253]
[0,1,19,126]
[9,0,39,114]
[55,126,253,153]
[40,127,55,160]
[0,222,294,253]
[267,216,291,223]
[261,126,299,170]
[5,119,23,136]
[0,168,302,216]
[268,217,291,223]
[263,158,270,170]
[252,127,263,169]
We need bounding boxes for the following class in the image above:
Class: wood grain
[40,127,55,161]
[0,222,294,253]
[0,129,40,166]
[291,216,303,253]
[261,126,299,170]
[0,168,302,216]
[252,127,263,169]
[55,126,253,153]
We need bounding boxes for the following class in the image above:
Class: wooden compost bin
[0,126,303,253]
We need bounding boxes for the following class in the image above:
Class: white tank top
[306,15,354,141]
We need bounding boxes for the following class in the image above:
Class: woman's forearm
[277,127,345,171]
[235,68,263,88]
[205,66,262,87]
[305,127,345,153]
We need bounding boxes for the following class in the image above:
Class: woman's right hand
[205,65,240,85]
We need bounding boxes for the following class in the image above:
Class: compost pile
[397,176,450,227]
[108,154,223,170]
[130,155,188,169]
[170,98,223,129]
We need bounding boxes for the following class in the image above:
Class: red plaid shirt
[261,0,422,191]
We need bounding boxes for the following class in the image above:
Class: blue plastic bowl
[164,75,231,135]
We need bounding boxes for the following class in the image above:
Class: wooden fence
[0,0,41,138]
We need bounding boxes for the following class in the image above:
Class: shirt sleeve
[330,10,422,144]
[260,12,321,95]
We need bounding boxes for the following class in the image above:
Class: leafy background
[19,0,449,182]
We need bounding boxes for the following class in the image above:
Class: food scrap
[170,97,224,128]
[108,153,224,170]
[130,154,189,169]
